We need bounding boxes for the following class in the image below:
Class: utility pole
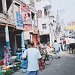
[56,10,60,36]
[56,9,65,38]
[48,10,51,45]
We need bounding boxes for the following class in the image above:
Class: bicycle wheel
[45,55,53,65]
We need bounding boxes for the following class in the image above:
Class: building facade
[0,0,39,60]
[35,0,55,45]
[0,0,25,60]
[21,0,39,46]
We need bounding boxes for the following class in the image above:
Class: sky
[51,0,75,25]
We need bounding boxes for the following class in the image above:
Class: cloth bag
[21,58,28,69]
[21,50,28,69]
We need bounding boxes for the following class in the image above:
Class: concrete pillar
[49,24,52,46]
[5,25,11,50]
[2,0,7,13]
[21,31,25,53]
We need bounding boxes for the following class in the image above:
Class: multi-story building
[0,0,25,59]
[21,0,39,46]
[35,0,55,45]
[0,0,39,60]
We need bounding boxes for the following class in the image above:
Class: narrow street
[0,0,75,75]
[12,51,75,75]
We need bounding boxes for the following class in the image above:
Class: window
[44,8,47,16]
[44,5,51,17]
[37,10,42,18]
[42,24,46,29]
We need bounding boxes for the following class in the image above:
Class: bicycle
[44,53,53,65]
[40,47,53,65]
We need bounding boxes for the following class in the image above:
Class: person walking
[22,41,42,75]
[53,40,60,59]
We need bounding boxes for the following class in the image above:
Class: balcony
[0,13,8,24]
[0,13,15,28]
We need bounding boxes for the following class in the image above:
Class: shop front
[0,25,6,60]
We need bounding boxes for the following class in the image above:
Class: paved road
[12,51,75,75]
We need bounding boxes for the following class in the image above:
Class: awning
[65,25,75,30]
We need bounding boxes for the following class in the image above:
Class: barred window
[42,24,46,29]
[37,10,42,18]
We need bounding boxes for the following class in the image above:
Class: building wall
[38,18,49,35]
[35,0,51,35]
[0,0,24,57]
[21,0,39,45]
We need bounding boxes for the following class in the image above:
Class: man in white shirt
[22,41,42,75]
[53,40,60,59]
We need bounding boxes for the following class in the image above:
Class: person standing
[22,41,42,75]
[4,46,11,65]
[59,38,63,51]
[63,39,66,51]
[53,40,60,59]
[65,37,70,51]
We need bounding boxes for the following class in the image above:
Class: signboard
[21,4,31,24]
[65,25,75,30]
[16,12,23,26]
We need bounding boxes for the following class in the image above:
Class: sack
[39,58,45,71]
[21,58,28,69]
